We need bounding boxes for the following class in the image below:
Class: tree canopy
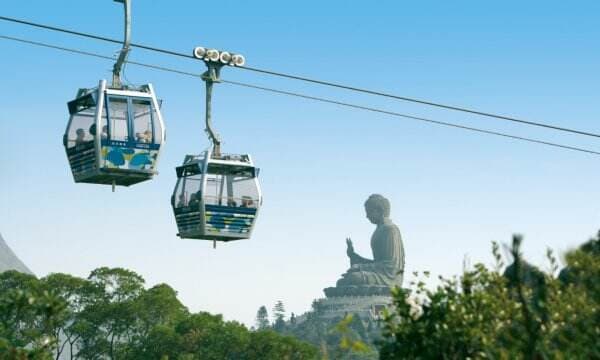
[0,268,317,360]
[2,231,598,359]
[378,233,600,359]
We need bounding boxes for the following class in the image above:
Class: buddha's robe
[337,218,404,288]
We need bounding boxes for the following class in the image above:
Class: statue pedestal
[313,294,392,320]
[320,280,397,320]
[324,284,393,297]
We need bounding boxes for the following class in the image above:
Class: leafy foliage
[2,230,598,359]
[379,233,600,359]
[0,271,65,359]
[0,268,317,359]
[334,315,375,358]
[255,305,270,330]
[272,301,286,331]
[268,301,379,360]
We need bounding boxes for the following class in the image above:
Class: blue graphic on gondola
[129,153,153,169]
[205,205,256,234]
[106,148,127,166]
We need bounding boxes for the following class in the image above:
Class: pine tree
[272,300,286,331]
[255,305,270,330]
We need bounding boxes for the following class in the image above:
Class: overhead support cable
[1,15,599,139]
[0,33,599,157]
[238,68,600,140]
[0,15,191,59]
[220,80,600,156]
[0,35,199,76]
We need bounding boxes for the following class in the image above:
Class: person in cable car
[177,193,187,208]
[241,196,254,208]
[89,124,109,140]
[75,129,87,146]
[227,197,237,207]
[188,193,200,207]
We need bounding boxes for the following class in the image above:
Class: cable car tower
[171,47,262,247]
[63,0,166,191]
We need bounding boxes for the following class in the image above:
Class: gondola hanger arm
[202,62,224,157]
[112,0,131,88]
[193,46,246,158]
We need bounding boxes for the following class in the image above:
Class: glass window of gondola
[132,98,155,144]
[152,100,164,144]
[174,163,203,210]
[205,163,259,208]
[104,96,162,146]
[105,96,129,142]
[65,94,98,149]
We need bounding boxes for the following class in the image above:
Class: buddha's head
[364,194,390,225]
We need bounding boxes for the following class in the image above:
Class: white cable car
[64,81,165,187]
[171,46,261,244]
[63,0,165,189]
[172,150,261,241]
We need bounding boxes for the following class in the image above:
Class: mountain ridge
[0,232,34,275]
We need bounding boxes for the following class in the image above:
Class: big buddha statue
[324,194,405,297]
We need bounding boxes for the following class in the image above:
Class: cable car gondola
[171,47,262,244]
[172,150,261,241]
[63,0,165,190]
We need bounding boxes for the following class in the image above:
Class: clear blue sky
[1,0,599,326]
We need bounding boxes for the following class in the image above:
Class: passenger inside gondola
[135,129,152,143]
[227,197,237,207]
[177,193,187,208]
[75,128,86,145]
[89,124,109,140]
[241,196,254,208]
[188,193,199,207]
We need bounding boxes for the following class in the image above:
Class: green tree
[180,311,318,359]
[547,233,600,357]
[0,271,65,359]
[120,283,188,359]
[272,301,286,331]
[176,312,251,359]
[333,315,375,359]
[134,283,188,334]
[77,267,145,359]
[0,267,319,360]
[255,305,270,330]
[40,273,100,360]
[247,329,318,359]
[379,233,600,359]
[280,308,379,359]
